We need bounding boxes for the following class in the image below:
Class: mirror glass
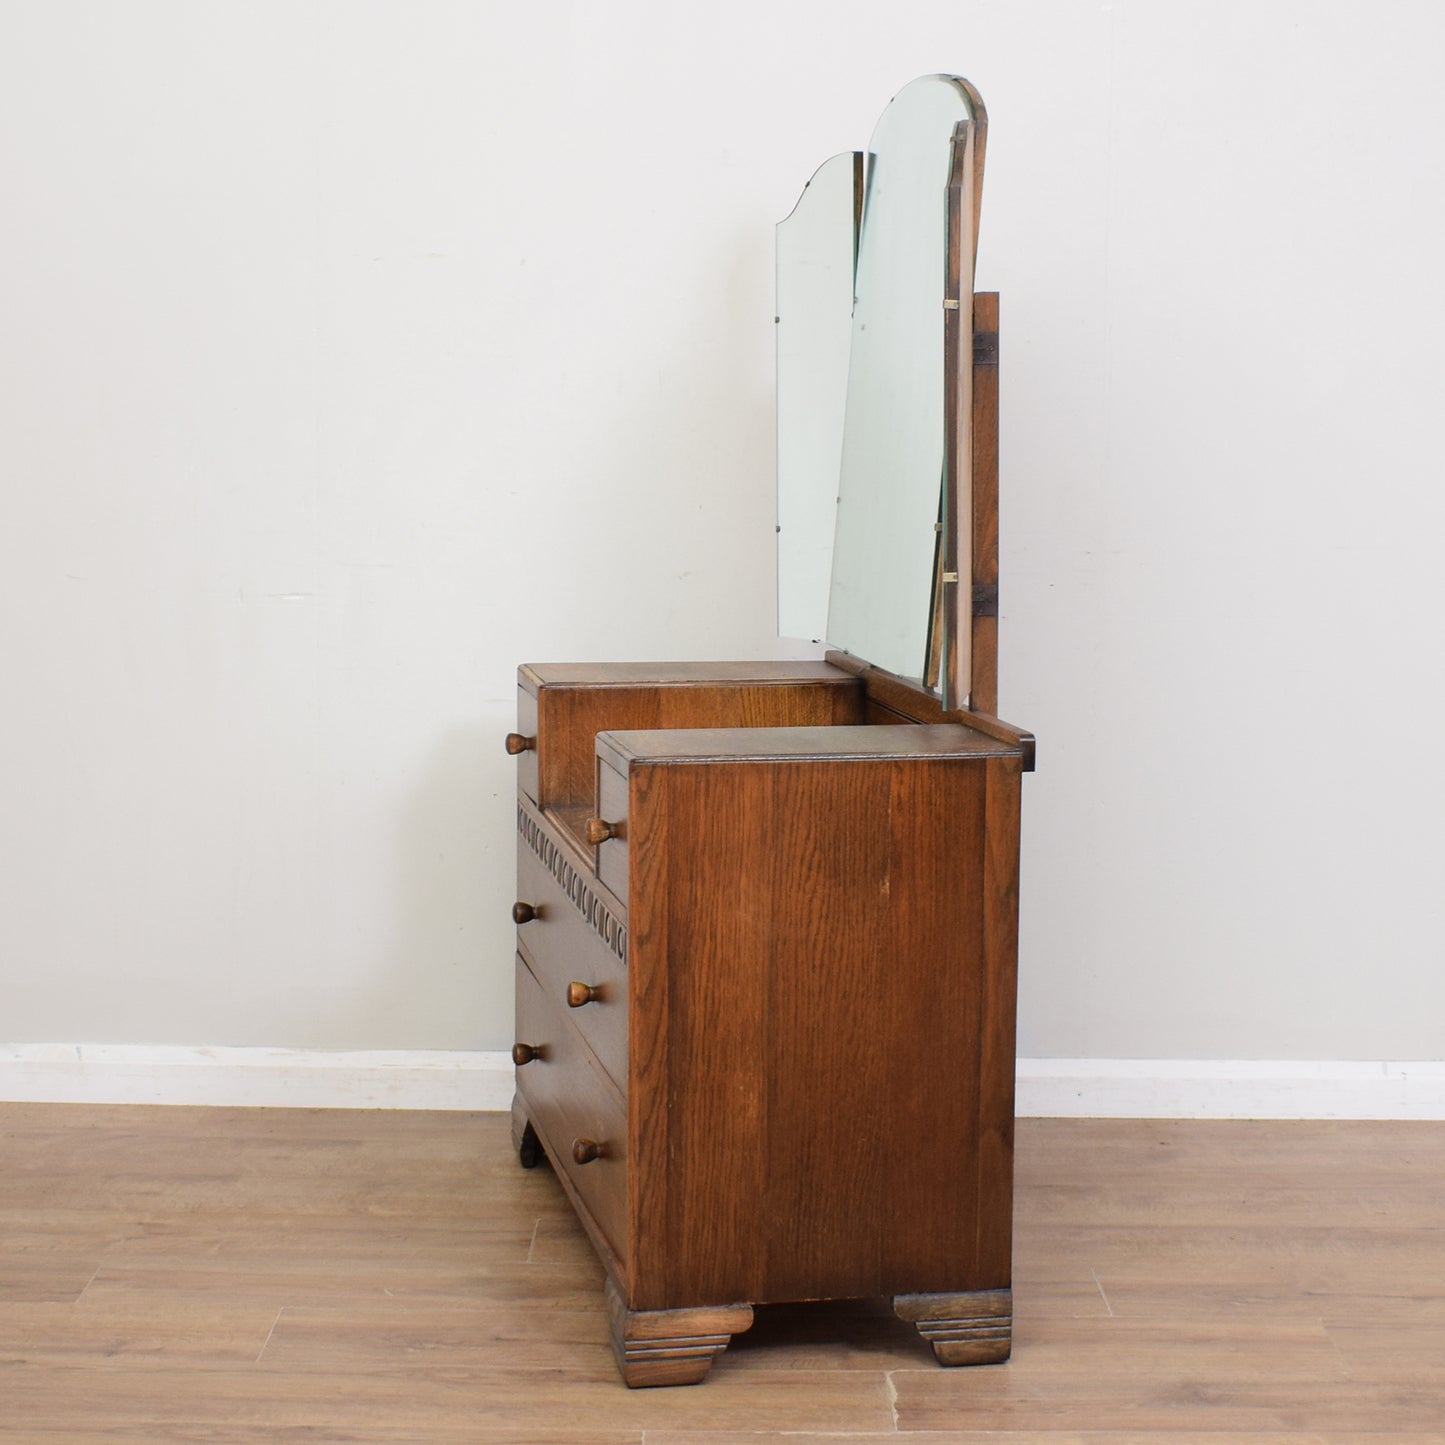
[776,152,859,643]
[776,76,977,692]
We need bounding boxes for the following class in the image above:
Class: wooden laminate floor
[1,1107,1443,1443]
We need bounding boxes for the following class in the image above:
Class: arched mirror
[776,75,989,712]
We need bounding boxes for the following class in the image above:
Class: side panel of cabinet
[625,753,1022,1311]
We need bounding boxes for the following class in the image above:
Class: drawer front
[595,758,630,903]
[515,813,628,1089]
[514,955,627,1266]
[514,686,540,802]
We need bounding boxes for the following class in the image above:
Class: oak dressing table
[504,76,1033,1387]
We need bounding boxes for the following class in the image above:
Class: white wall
[0,0,1440,1060]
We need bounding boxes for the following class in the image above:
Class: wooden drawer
[514,686,540,803]
[514,805,628,1089]
[514,954,627,1268]
[517,661,866,816]
[593,757,630,903]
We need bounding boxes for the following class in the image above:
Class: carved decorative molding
[517,805,628,963]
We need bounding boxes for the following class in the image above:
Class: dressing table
[504,76,1033,1387]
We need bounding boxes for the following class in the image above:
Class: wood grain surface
[821,650,1035,767]
[625,752,1022,1310]
[522,665,864,812]
[595,722,1014,768]
[2,1105,1444,1438]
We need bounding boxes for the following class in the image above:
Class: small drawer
[514,955,627,1267]
[514,807,627,1089]
[513,686,540,803]
[593,758,629,904]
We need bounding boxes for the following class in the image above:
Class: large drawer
[514,954,627,1268]
[515,804,628,1090]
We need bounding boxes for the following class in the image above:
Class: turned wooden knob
[504,733,535,756]
[511,1043,541,1066]
[566,981,601,1008]
[512,902,538,925]
[571,1138,604,1165]
[585,817,619,845]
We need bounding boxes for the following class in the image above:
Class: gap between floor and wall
[1,1047,1443,1118]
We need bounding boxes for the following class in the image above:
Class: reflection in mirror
[827,76,975,689]
[776,153,860,643]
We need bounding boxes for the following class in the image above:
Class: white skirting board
[0,1045,518,1111]
[1,1047,1444,1117]
[1016,1058,1445,1120]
